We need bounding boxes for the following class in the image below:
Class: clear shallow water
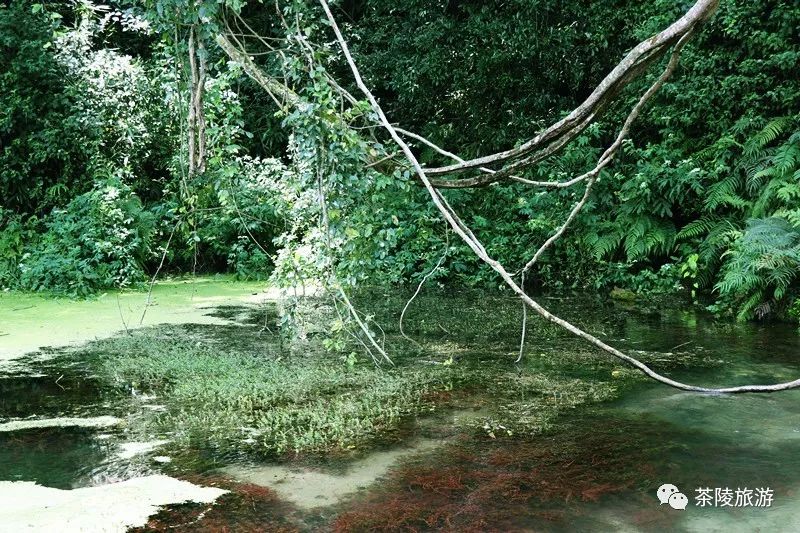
[593,389,800,532]
[550,300,800,532]
[0,359,166,490]
[1,288,799,531]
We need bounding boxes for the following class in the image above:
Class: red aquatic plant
[131,476,300,532]
[332,419,668,531]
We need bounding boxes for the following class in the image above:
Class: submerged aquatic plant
[89,323,459,455]
[331,416,678,532]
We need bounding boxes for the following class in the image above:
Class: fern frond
[585,230,624,260]
[622,216,675,260]
[772,143,800,174]
[747,166,776,192]
[743,116,794,157]
[735,290,766,322]
[705,174,745,210]
[775,208,800,228]
[776,182,800,203]
[714,217,800,320]
[676,216,721,240]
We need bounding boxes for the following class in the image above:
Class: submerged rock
[117,440,170,460]
[0,475,227,532]
[220,438,443,509]
[610,287,638,301]
[0,415,121,432]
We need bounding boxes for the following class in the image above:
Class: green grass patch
[89,326,458,456]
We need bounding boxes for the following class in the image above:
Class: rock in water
[0,475,228,532]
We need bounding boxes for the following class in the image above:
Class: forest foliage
[0,0,798,321]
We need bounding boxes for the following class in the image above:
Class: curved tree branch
[320,0,800,394]
[216,33,301,109]
[520,29,696,275]
[215,2,717,190]
[423,0,719,177]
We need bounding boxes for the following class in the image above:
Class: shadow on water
[0,363,146,489]
[0,371,109,419]
[0,427,115,489]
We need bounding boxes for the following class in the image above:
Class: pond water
[1,282,799,531]
[559,303,800,532]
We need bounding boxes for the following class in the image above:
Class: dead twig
[399,229,449,346]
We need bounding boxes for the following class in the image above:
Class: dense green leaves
[16,179,155,297]
[0,0,798,322]
[329,0,799,319]
[715,218,800,321]
[0,2,88,214]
